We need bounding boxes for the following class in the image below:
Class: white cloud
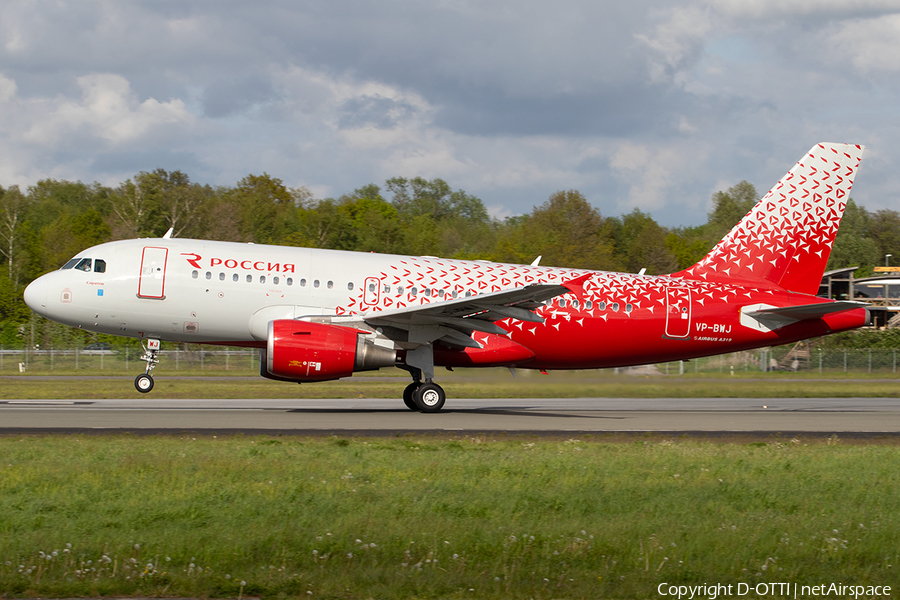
[23,73,193,146]
[610,142,701,212]
[828,13,900,73]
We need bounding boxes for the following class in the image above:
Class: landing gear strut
[134,339,160,394]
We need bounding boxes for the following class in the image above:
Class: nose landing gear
[134,339,160,394]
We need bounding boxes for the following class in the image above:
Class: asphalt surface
[1,397,899,436]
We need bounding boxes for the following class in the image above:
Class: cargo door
[665,287,691,338]
[138,247,168,299]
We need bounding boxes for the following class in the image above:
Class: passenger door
[138,247,168,299]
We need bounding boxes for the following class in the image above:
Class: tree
[493,190,615,270]
[827,199,879,275]
[706,180,759,241]
[665,225,711,271]
[229,173,305,244]
[109,173,160,238]
[0,185,29,283]
[867,208,900,267]
[385,177,493,257]
[608,209,678,274]
[145,169,213,238]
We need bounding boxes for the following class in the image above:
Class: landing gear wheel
[134,373,154,394]
[403,382,421,411]
[414,382,445,413]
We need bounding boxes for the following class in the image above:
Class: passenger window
[260,276,266,284]
[411,287,418,296]
[206,272,212,280]
[368,283,376,292]
[598,301,606,310]
[233,273,239,282]
[559,298,566,308]
[348,282,354,291]
[273,276,280,285]
[287,277,293,286]
[300,278,307,287]
[192,270,199,279]
[94,259,107,273]
[75,258,92,272]
[219,272,225,281]
[61,258,79,270]
[327,281,333,289]
[585,300,593,309]
[397,286,404,295]
[314,280,320,288]
[246,274,252,283]
[571,299,579,309]
[625,303,633,314]
[611,302,619,312]
[383,284,390,294]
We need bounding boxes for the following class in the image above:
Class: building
[818,267,900,327]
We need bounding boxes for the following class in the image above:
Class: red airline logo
[181,253,296,273]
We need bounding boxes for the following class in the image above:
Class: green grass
[1,435,898,599]
[1,369,900,399]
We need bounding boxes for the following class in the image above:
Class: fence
[658,348,900,375]
[0,347,260,374]
[3,345,900,375]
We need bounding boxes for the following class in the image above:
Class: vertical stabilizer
[677,143,864,295]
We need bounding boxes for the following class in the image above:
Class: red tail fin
[676,143,864,295]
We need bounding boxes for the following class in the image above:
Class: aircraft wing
[364,273,591,348]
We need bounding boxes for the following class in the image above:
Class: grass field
[2,368,900,400]
[1,435,898,599]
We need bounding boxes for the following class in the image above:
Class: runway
[1,397,899,436]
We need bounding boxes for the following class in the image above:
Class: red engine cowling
[265,319,396,382]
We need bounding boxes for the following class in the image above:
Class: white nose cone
[23,276,48,316]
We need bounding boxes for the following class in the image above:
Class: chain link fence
[0,346,261,374]
[3,344,899,375]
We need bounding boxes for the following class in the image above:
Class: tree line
[1,169,897,346]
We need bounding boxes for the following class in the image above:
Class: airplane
[23,143,868,412]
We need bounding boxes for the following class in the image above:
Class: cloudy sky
[1,0,898,226]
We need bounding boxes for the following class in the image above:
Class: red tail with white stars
[677,143,864,295]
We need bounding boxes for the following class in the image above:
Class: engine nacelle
[264,319,396,382]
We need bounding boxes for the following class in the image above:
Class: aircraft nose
[23,276,49,315]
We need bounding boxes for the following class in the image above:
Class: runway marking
[3,401,88,405]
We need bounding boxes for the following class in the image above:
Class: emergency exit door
[138,247,168,299]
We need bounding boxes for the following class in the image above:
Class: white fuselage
[24,238,581,346]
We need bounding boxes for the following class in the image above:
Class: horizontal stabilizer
[749,301,868,320]
[741,300,867,332]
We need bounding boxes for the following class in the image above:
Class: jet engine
[263,319,397,382]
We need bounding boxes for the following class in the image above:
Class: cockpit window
[61,258,80,270]
[94,259,106,273]
[74,258,92,272]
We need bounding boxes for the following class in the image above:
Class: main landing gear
[400,344,446,413]
[402,378,446,413]
[134,339,160,394]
